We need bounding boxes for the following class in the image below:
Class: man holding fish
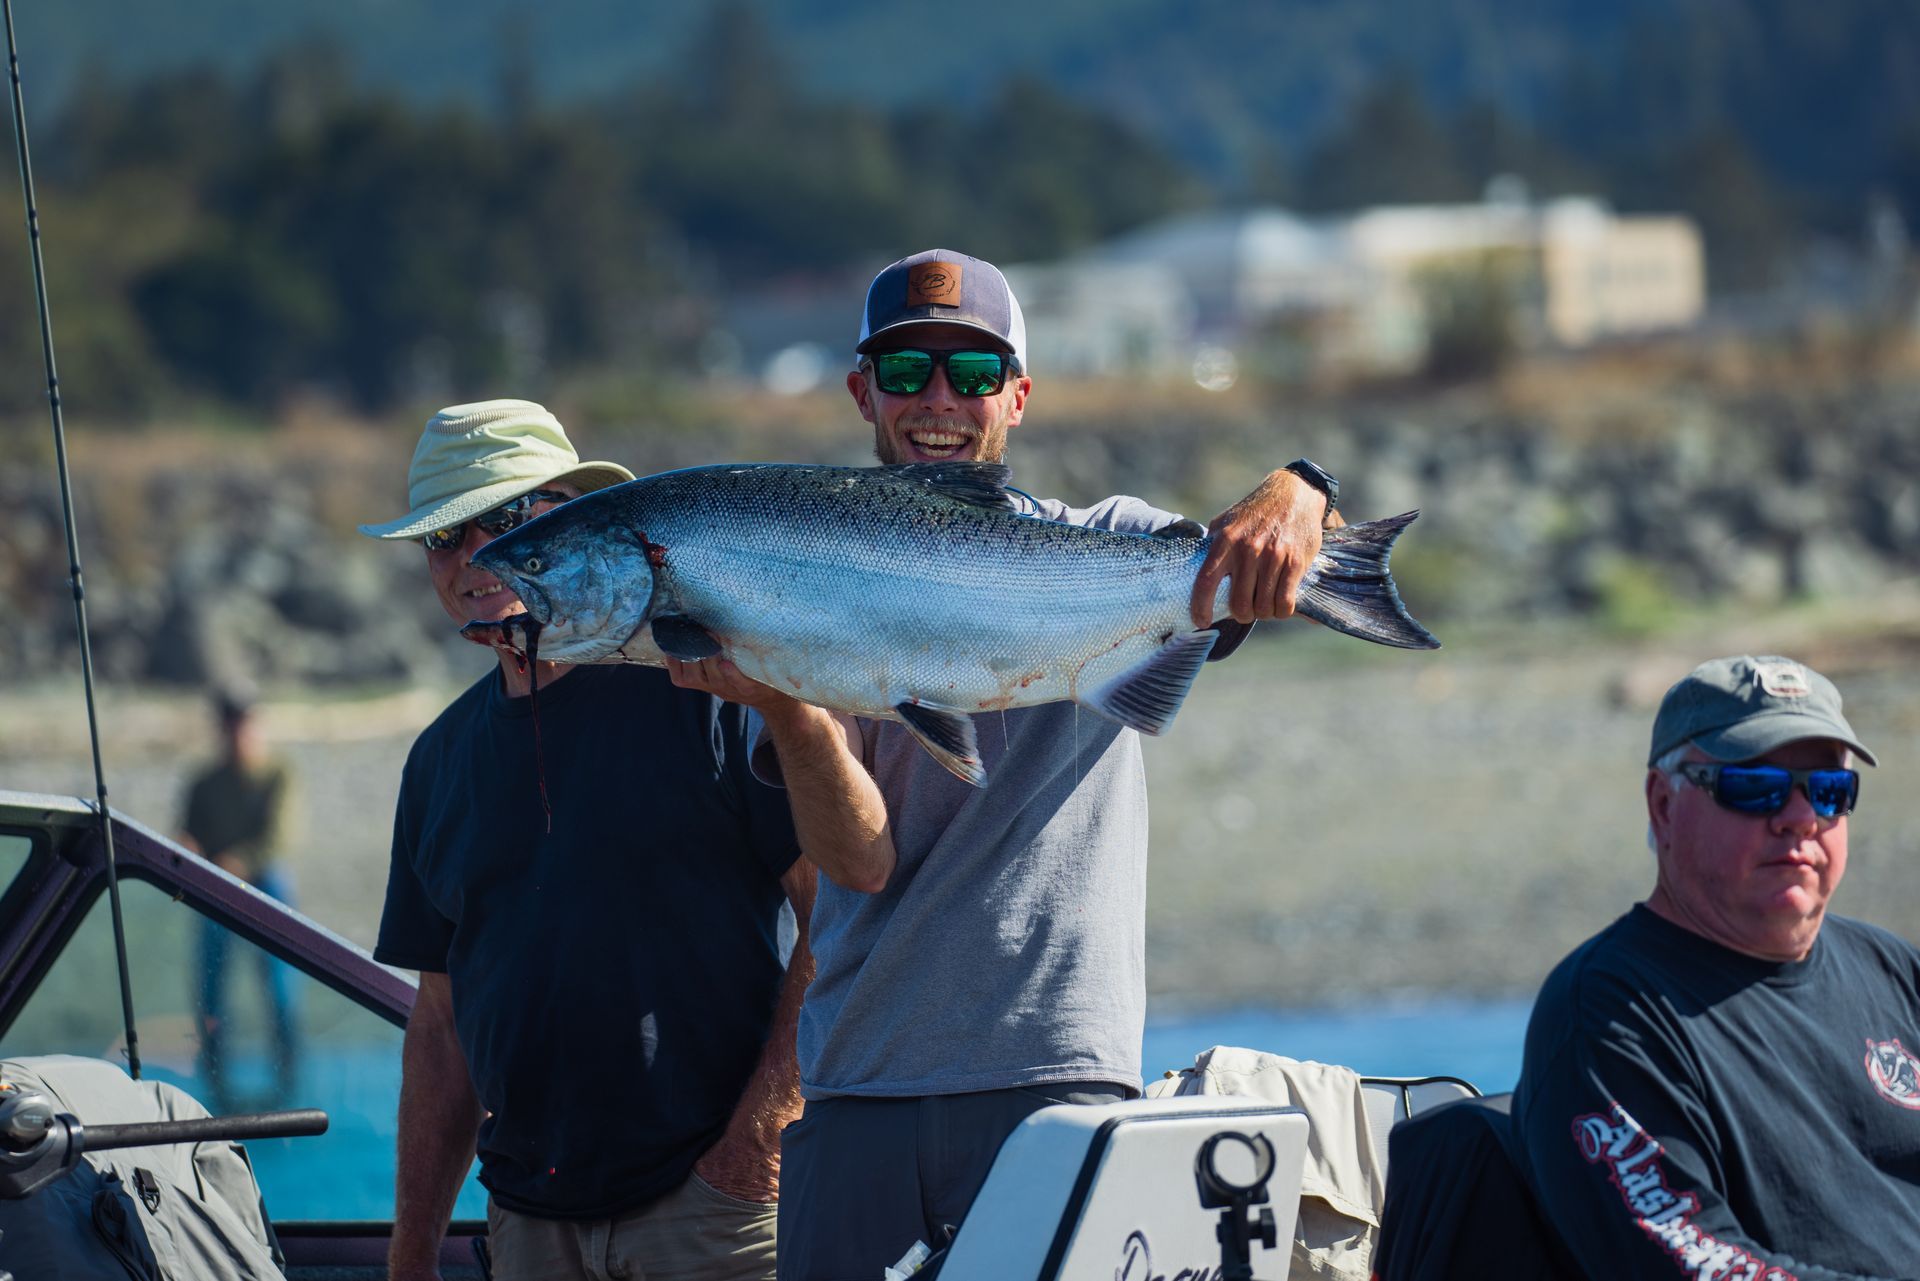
[658,249,1361,1278]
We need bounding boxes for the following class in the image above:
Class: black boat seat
[1358,1074,1481,1177]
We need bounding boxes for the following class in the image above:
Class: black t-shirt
[1514,904,1920,1281]
[375,663,800,1219]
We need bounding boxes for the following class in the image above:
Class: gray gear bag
[0,1055,285,1280]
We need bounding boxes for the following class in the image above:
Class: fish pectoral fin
[1205,618,1255,662]
[1082,629,1219,736]
[650,615,724,661]
[894,701,987,787]
[1151,517,1207,540]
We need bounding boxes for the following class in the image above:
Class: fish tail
[1295,511,1440,650]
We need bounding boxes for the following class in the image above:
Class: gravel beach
[7,598,1916,1015]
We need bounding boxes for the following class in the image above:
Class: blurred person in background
[361,400,840,1281]
[181,685,299,1113]
[694,249,1346,1280]
[1513,654,1920,1278]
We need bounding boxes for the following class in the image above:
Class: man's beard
[876,414,1008,465]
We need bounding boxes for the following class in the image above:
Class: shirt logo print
[1573,1103,1798,1280]
[1865,1037,1920,1109]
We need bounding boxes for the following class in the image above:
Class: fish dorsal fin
[885,462,1017,511]
[894,701,986,786]
[1081,629,1219,736]
[651,615,723,661]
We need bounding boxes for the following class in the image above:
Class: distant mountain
[20,0,1918,203]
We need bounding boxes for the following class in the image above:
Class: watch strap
[1282,458,1338,511]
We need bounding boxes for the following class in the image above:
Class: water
[217,998,1535,1221]
[1142,998,1534,1094]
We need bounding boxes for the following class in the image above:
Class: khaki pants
[487,1174,777,1281]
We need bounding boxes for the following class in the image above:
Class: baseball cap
[856,249,1028,372]
[358,400,634,541]
[1648,654,1877,767]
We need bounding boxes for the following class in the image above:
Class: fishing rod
[3,0,142,1078]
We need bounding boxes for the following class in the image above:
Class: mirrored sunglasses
[420,489,571,552]
[1677,761,1860,819]
[868,348,1014,398]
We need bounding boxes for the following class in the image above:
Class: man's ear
[1646,769,1674,850]
[1004,372,1032,430]
[847,369,877,425]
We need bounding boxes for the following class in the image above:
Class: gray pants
[487,1174,776,1281]
[775,1083,1129,1281]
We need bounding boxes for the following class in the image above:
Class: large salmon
[470,462,1436,784]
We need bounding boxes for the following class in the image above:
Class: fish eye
[522,555,544,574]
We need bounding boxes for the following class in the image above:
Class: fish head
[470,500,657,663]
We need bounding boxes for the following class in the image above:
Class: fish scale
[472,462,1437,785]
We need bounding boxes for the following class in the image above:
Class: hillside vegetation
[3,2,1916,421]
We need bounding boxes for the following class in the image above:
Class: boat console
[938,1095,1309,1281]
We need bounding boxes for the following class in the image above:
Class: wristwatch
[1282,458,1338,512]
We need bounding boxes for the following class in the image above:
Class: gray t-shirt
[763,492,1180,1100]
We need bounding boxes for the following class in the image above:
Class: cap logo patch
[1756,662,1810,699]
[908,261,963,308]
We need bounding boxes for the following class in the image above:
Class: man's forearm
[761,702,895,892]
[390,978,483,1280]
[697,915,813,1196]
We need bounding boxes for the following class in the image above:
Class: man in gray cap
[678,249,1348,1280]
[1512,654,1920,1278]
[362,401,819,1281]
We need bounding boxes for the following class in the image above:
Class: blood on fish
[521,618,554,834]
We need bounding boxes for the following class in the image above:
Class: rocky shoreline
[4,367,1917,694]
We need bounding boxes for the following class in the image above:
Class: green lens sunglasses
[867,348,1016,398]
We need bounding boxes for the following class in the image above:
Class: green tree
[1296,77,1476,211]
[1418,251,1521,383]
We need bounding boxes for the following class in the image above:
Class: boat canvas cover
[1147,1045,1386,1281]
[0,1055,283,1281]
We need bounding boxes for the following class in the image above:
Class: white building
[1534,200,1705,346]
[1001,260,1195,379]
[1014,195,1705,379]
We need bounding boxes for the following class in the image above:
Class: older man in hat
[1513,654,1920,1278]
[361,401,825,1281]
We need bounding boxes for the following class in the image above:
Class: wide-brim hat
[358,399,634,541]
[1648,654,1878,767]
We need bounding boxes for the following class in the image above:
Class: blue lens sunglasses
[1677,761,1860,818]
